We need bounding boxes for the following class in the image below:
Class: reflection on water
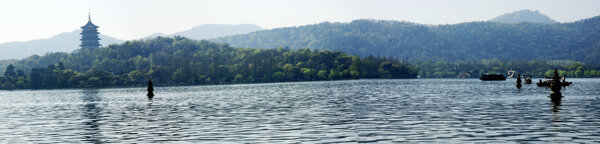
[0,79,599,143]
[551,99,562,113]
[81,89,102,143]
[551,99,562,125]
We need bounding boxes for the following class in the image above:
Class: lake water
[0,79,599,143]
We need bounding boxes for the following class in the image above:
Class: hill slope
[142,24,263,40]
[0,30,123,60]
[489,9,557,23]
[213,16,600,63]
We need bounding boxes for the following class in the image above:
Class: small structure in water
[537,69,572,87]
[534,69,568,101]
[480,74,506,81]
[516,73,522,88]
[549,76,563,100]
[524,76,532,84]
[147,80,154,99]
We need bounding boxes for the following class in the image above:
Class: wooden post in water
[147,79,154,99]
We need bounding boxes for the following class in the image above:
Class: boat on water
[524,76,532,84]
[507,70,516,79]
[480,74,506,81]
[536,69,572,87]
[537,78,572,87]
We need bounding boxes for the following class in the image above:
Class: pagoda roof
[81,13,98,28]
[81,21,98,28]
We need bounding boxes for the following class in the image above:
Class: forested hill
[0,37,417,89]
[489,9,557,23]
[212,16,600,63]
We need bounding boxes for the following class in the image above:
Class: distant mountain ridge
[170,24,263,39]
[0,30,122,60]
[143,24,263,40]
[213,15,600,63]
[489,9,557,23]
[0,24,263,60]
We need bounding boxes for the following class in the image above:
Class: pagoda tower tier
[80,13,101,49]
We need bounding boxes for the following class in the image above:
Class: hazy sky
[1,0,599,43]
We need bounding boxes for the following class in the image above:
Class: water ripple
[0,79,599,143]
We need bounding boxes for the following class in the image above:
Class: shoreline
[2,77,599,91]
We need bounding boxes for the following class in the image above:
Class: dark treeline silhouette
[0,36,417,89]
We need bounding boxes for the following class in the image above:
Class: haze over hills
[170,24,263,39]
[1,10,596,63]
[213,14,600,63]
[489,9,557,23]
[0,24,263,60]
[0,30,122,60]
[143,24,263,40]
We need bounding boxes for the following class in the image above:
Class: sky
[0,0,599,43]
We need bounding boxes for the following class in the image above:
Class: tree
[128,70,146,84]
[301,68,316,80]
[328,69,339,80]
[171,68,186,83]
[57,62,66,70]
[28,68,43,89]
[234,74,244,83]
[16,70,26,78]
[272,71,286,82]
[4,64,16,79]
[317,70,328,80]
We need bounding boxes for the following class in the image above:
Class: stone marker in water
[549,69,562,101]
[516,73,522,88]
[147,80,154,99]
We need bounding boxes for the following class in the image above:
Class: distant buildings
[80,13,101,49]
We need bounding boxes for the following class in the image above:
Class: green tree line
[415,59,600,78]
[0,36,417,89]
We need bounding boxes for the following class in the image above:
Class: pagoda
[80,13,101,49]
